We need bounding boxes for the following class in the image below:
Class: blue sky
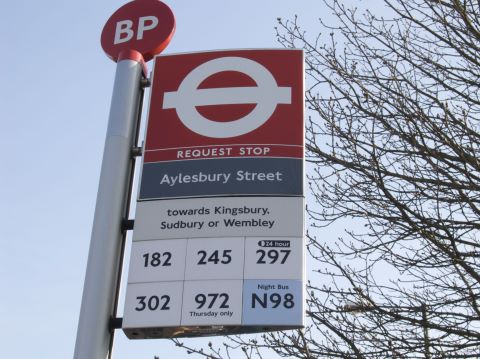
[0,1,376,358]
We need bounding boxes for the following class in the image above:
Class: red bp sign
[139,49,304,199]
[100,0,175,62]
[122,49,305,339]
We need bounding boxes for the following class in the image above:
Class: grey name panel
[139,157,303,200]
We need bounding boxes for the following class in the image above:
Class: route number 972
[195,293,229,309]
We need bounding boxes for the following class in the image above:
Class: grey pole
[74,54,145,359]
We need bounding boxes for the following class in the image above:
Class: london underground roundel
[162,56,293,138]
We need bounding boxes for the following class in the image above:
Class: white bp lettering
[113,16,159,44]
[114,20,134,44]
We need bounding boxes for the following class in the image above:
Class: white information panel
[123,198,304,339]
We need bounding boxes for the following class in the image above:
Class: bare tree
[171,0,480,357]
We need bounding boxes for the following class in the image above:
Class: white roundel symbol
[162,57,292,138]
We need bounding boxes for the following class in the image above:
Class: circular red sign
[101,0,175,62]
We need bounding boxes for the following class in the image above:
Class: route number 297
[256,249,290,264]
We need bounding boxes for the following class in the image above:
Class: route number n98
[251,292,295,309]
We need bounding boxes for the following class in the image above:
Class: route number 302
[135,295,170,311]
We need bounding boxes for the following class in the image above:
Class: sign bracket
[131,146,143,157]
[121,219,135,231]
[141,78,151,88]
[109,317,124,331]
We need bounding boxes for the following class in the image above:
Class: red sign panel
[144,49,304,163]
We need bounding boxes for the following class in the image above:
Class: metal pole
[74,51,145,359]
